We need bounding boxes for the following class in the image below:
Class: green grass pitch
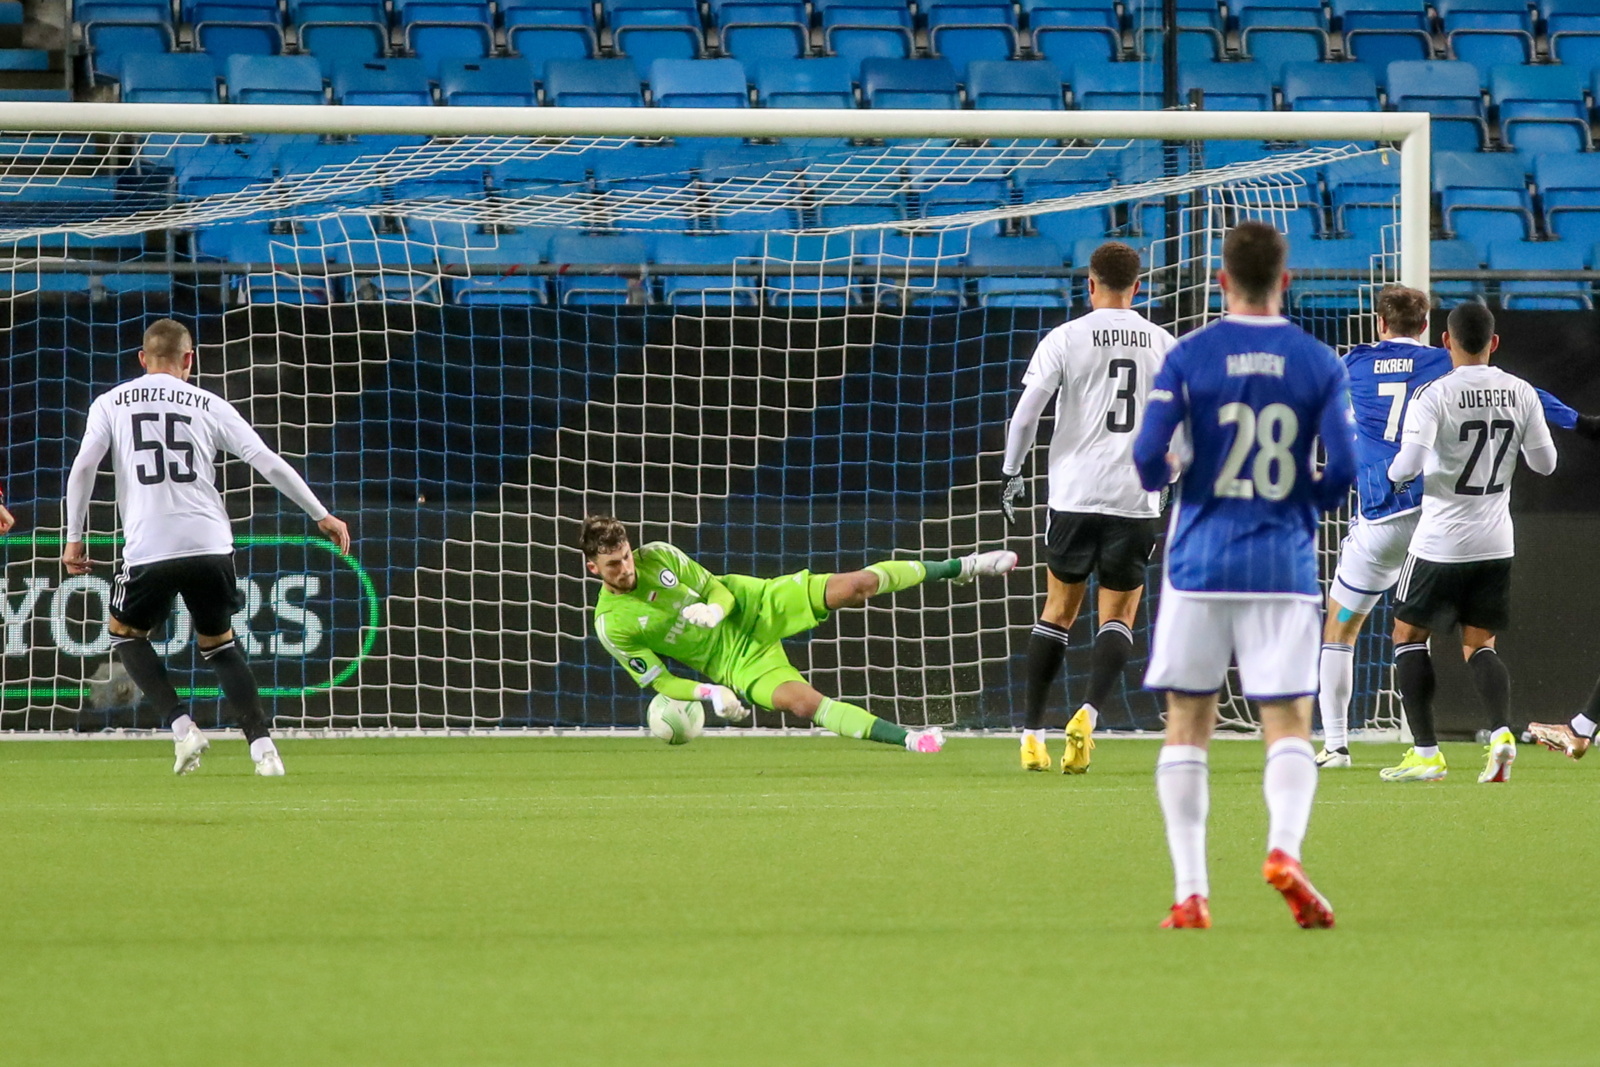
[1,736,1595,1067]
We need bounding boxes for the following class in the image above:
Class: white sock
[171,714,194,742]
[1318,643,1354,751]
[1156,745,1210,903]
[1080,703,1099,730]
[1022,729,1045,744]
[1264,737,1318,860]
[1574,713,1599,739]
[1415,744,1439,758]
[249,737,278,762]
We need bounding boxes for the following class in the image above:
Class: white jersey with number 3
[1400,364,1553,563]
[68,374,328,567]
[1020,307,1176,518]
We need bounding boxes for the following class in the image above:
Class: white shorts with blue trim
[1145,585,1321,700]
[1331,512,1418,616]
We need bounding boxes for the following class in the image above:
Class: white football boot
[173,728,210,776]
[905,726,946,754]
[254,750,287,777]
[1316,747,1352,769]
[953,550,1019,585]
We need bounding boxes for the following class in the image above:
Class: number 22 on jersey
[1213,402,1300,501]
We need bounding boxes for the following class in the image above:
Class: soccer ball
[647,693,705,745]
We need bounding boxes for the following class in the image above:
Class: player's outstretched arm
[1522,392,1559,476]
[61,404,112,573]
[1534,387,1600,442]
[996,384,1053,525]
[1132,362,1186,491]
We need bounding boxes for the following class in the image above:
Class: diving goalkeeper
[581,516,1018,753]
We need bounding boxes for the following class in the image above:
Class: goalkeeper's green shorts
[715,570,831,710]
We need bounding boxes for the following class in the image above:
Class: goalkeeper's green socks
[816,697,908,746]
[865,558,962,594]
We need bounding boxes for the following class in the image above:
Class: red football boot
[1160,894,1211,929]
[1262,849,1335,929]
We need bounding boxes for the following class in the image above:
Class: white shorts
[1145,586,1321,700]
[1330,512,1418,615]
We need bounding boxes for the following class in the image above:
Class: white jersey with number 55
[1014,307,1176,518]
[66,374,329,567]
[1400,364,1555,563]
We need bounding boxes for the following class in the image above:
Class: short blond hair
[142,318,192,366]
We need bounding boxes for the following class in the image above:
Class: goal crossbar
[0,102,1431,287]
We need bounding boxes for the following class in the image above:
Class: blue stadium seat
[544,58,645,106]
[819,0,914,68]
[1178,61,1273,110]
[710,206,804,232]
[1070,60,1162,109]
[965,60,1062,109]
[651,58,748,107]
[1029,4,1121,76]
[1134,4,1227,63]
[1439,0,1534,74]
[919,179,1009,237]
[548,232,650,305]
[76,0,171,21]
[1324,152,1399,235]
[1333,0,1434,88]
[857,231,967,310]
[321,218,444,303]
[859,57,960,109]
[1280,61,1377,110]
[499,0,594,26]
[1386,60,1487,153]
[404,22,495,81]
[331,58,434,105]
[1534,152,1600,250]
[613,8,704,81]
[175,141,278,198]
[1430,235,1481,304]
[204,226,335,305]
[1434,150,1535,248]
[300,23,388,79]
[194,21,284,61]
[1238,7,1330,69]
[120,52,218,103]
[443,231,549,305]
[1490,65,1590,159]
[504,16,597,83]
[225,54,324,104]
[1546,0,1600,81]
[927,6,1019,68]
[1287,237,1372,312]
[438,58,537,106]
[85,21,176,82]
[393,0,490,24]
[651,231,763,307]
[965,234,1069,307]
[815,203,903,228]
[716,2,809,65]
[1488,238,1592,309]
[752,57,856,107]
[290,1,386,21]
[763,253,860,307]
[488,151,590,192]
[1031,207,1111,251]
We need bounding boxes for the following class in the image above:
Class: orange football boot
[1263,849,1335,929]
[1160,894,1211,929]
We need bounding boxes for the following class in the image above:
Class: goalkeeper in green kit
[581,516,1018,752]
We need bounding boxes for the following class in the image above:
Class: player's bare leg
[1259,698,1335,929]
[769,679,943,753]
[1020,572,1085,770]
[197,628,283,776]
[1383,620,1448,781]
[1157,691,1215,928]
[1317,596,1366,768]
[1461,626,1516,783]
[109,617,210,775]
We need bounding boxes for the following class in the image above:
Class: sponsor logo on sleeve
[659,569,678,587]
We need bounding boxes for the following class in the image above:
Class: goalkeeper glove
[695,683,750,723]
[998,473,1026,526]
[680,602,725,629]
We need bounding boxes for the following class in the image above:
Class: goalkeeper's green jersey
[591,541,830,703]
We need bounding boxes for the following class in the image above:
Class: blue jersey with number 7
[1133,315,1357,597]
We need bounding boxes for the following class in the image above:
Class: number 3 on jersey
[1213,402,1300,501]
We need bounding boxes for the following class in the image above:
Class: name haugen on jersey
[1373,358,1414,374]
[112,386,213,410]
[1225,352,1286,378]
[1457,388,1520,410]
[1090,328,1153,349]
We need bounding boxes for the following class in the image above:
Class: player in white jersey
[62,319,351,777]
[996,242,1176,773]
[1382,301,1556,785]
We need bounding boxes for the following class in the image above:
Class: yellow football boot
[1061,706,1096,775]
[1020,734,1052,772]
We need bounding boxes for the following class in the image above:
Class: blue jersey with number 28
[1133,316,1357,597]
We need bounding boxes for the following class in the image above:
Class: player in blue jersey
[1132,221,1356,931]
[1317,286,1600,768]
